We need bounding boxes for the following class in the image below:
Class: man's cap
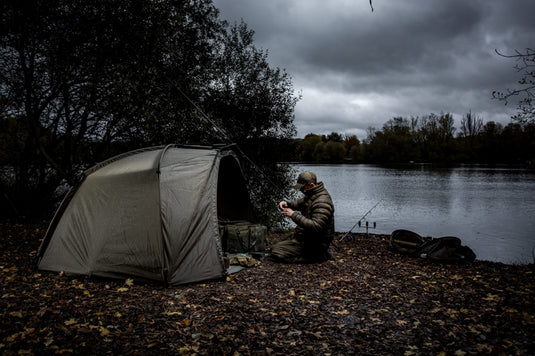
[294,171,317,190]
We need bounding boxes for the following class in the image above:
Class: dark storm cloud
[213,0,535,138]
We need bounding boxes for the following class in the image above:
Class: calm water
[293,164,535,264]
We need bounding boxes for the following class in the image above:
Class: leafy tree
[349,145,361,162]
[479,121,503,164]
[458,111,483,162]
[0,0,299,218]
[1,0,226,215]
[524,123,535,166]
[297,132,346,162]
[312,140,345,162]
[360,127,377,162]
[344,135,360,161]
[382,117,419,162]
[326,132,344,142]
[361,117,419,163]
[0,0,89,212]
[343,135,360,151]
[299,134,322,161]
[199,20,299,224]
[501,123,525,163]
[324,141,346,162]
[206,21,297,147]
[364,131,388,163]
[418,113,457,163]
[313,141,326,162]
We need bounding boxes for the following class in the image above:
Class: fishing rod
[339,199,383,242]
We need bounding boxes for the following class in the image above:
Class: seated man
[271,171,335,263]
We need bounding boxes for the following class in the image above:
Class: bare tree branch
[493,48,535,125]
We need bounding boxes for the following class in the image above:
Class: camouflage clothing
[272,182,335,263]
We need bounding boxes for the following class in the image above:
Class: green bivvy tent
[37,144,257,285]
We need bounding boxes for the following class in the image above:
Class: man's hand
[282,208,294,217]
[279,201,294,217]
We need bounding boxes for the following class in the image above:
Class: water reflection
[293,164,535,264]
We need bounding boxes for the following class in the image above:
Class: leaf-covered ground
[1,220,534,355]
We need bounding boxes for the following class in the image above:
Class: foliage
[349,145,361,162]
[295,112,534,166]
[201,20,299,225]
[312,141,345,162]
[417,113,457,163]
[325,132,344,142]
[206,21,298,148]
[298,134,322,161]
[297,133,359,163]
[1,220,534,355]
[0,0,298,219]
[343,135,360,152]
[368,117,419,163]
[242,160,298,229]
[458,111,484,162]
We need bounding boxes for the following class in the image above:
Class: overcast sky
[212,0,534,139]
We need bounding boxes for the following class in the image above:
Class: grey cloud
[213,0,534,138]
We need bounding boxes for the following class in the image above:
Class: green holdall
[219,220,267,253]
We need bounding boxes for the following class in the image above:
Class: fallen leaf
[6,333,19,342]
[99,327,110,336]
[165,311,182,316]
[9,311,23,318]
[333,309,349,315]
[482,294,500,302]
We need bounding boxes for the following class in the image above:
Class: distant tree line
[0,0,298,219]
[289,112,535,166]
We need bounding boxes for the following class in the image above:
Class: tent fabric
[37,145,256,285]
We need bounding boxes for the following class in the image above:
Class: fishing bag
[417,236,476,263]
[389,229,430,255]
[389,229,476,264]
[219,220,267,253]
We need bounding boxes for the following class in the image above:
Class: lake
[292,164,535,265]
